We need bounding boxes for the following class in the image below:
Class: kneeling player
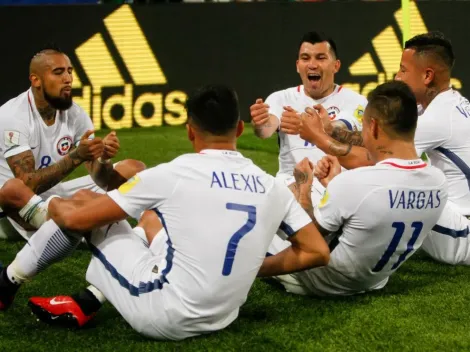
[0,85,330,340]
[269,81,448,296]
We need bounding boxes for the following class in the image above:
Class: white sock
[87,285,107,304]
[11,219,82,281]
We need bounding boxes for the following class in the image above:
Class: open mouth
[307,73,321,82]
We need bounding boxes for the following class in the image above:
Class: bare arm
[84,159,114,190]
[330,122,364,147]
[48,194,128,232]
[253,114,279,139]
[7,149,83,194]
[257,222,330,277]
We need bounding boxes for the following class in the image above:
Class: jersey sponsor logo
[343,1,463,97]
[4,130,20,147]
[57,136,73,156]
[118,174,141,194]
[71,5,188,131]
[319,190,329,208]
[327,106,340,120]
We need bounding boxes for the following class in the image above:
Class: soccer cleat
[28,296,95,328]
[0,265,20,311]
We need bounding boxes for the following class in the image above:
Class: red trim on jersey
[381,162,427,170]
[337,85,343,93]
[297,85,301,93]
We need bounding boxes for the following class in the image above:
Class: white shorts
[85,221,217,341]
[0,175,104,241]
[421,201,470,265]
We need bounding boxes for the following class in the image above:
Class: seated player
[269,81,448,296]
[0,84,330,340]
[0,45,145,241]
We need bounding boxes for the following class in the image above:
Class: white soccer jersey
[265,84,367,178]
[106,149,312,337]
[0,88,94,190]
[414,89,470,213]
[299,158,448,295]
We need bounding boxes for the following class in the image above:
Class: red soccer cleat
[28,296,95,328]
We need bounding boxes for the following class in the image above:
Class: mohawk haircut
[405,31,455,70]
[366,81,418,139]
[298,31,338,59]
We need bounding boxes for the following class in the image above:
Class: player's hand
[315,155,342,188]
[250,98,270,127]
[280,106,302,135]
[293,157,314,189]
[75,130,104,162]
[299,108,327,144]
[310,104,333,135]
[102,131,120,160]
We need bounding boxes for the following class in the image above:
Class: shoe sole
[28,301,80,329]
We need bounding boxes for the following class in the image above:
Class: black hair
[404,31,455,70]
[298,31,338,59]
[185,84,240,136]
[366,81,418,138]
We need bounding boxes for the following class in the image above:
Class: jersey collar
[377,158,427,169]
[299,84,340,104]
[199,149,243,158]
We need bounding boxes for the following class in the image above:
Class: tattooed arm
[6,149,84,195]
[330,121,364,147]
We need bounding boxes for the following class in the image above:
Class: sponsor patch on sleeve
[4,131,20,148]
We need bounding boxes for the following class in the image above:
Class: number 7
[222,203,257,276]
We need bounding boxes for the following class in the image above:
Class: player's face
[40,53,74,110]
[296,42,340,100]
[395,49,425,104]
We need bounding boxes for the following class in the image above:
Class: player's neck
[371,140,419,164]
[32,88,56,126]
[420,82,451,110]
[193,138,237,153]
[304,83,336,100]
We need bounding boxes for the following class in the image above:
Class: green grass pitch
[1,126,470,352]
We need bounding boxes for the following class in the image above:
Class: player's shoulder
[0,90,30,120]
[336,86,367,102]
[266,86,302,101]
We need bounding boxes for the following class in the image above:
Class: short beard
[43,88,73,111]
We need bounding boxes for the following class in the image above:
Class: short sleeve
[313,174,353,232]
[107,164,178,219]
[265,91,284,122]
[0,119,31,159]
[275,182,312,240]
[414,112,450,156]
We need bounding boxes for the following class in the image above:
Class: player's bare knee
[114,159,147,180]
[137,210,163,244]
[0,178,30,208]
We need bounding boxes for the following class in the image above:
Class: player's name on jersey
[211,171,266,194]
[389,190,443,210]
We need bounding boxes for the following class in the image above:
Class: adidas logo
[343,1,463,97]
[71,5,187,131]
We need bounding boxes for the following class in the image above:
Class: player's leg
[421,203,470,265]
[29,211,165,329]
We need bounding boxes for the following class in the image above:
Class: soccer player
[0,46,145,240]
[0,85,330,340]
[249,31,367,190]
[268,81,448,296]
[300,32,470,266]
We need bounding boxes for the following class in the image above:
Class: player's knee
[115,159,147,180]
[0,178,27,207]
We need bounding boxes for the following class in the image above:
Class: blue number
[372,221,423,272]
[222,203,257,276]
[39,156,52,169]
[304,140,315,147]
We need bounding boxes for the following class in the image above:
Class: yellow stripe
[372,26,403,81]
[75,33,124,94]
[71,71,82,88]
[348,52,378,76]
[395,1,428,41]
[104,5,167,85]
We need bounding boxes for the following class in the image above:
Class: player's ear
[29,73,41,88]
[236,120,244,138]
[296,60,300,74]
[334,59,341,74]
[423,68,435,86]
[186,123,195,142]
